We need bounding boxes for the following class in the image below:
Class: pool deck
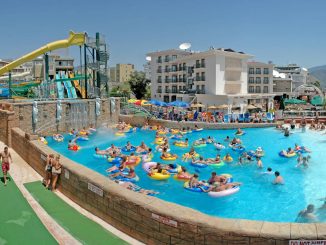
[0,141,142,245]
[119,114,278,129]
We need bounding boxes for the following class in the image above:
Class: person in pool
[161,148,177,159]
[255,147,264,156]
[284,128,290,137]
[125,141,134,151]
[206,136,215,144]
[214,142,225,150]
[106,156,127,172]
[207,172,227,185]
[235,128,243,135]
[296,204,317,222]
[192,156,208,165]
[224,153,232,162]
[188,174,205,190]
[224,136,230,142]
[68,138,78,149]
[261,167,274,175]
[230,138,238,146]
[194,138,206,145]
[107,144,121,154]
[203,181,242,193]
[176,166,192,179]
[206,154,222,164]
[183,147,197,161]
[273,171,284,185]
[95,147,108,155]
[256,157,263,169]
[142,148,153,162]
[136,141,148,153]
[294,144,311,153]
[297,156,310,168]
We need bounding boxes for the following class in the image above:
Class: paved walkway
[0,142,142,245]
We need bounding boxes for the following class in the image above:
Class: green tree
[128,71,150,99]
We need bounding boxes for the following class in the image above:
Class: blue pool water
[47,127,326,223]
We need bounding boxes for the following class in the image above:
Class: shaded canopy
[311,96,324,106]
[284,98,306,105]
[167,100,189,108]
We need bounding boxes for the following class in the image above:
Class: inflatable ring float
[223,156,233,162]
[126,156,141,166]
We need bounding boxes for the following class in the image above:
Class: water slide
[65,74,78,99]
[69,73,86,98]
[56,74,65,99]
[0,31,86,76]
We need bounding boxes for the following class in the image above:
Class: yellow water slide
[0,31,86,76]
[69,73,86,98]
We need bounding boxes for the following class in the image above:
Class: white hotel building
[147,48,275,110]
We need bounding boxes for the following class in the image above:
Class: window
[249,86,254,93]
[178,64,182,71]
[165,65,169,72]
[201,59,205,67]
[164,55,169,62]
[248,77,254,84]
[201,72,205,81]
[179,86,182,91]
[196,85,200,91]
[157,56,162,63]
[172,86,177,93]
[249,68,254,74]
[263,68,269,74]
[255,77,261,84]
[255,86,261,93]
[263,77,269,84]
[172,55,177,61]
[178,75,182,82]
[263,86,268,93]
[196,72,200,81]
[201,85,205,93]
[256,68,261,74]
[158,76,162,83]
[172,75,177,82]
[196,60,200,68]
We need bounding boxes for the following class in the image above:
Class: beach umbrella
[284,98,306,105]
[128,99,137,103]
[168,100,189,108]
[191,103,205,108]
[246,104,257,110]
[216,104,228,109]
[311,96,324,106]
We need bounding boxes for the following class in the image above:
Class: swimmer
[284,128,290,137]
[256,157,263,169]
[297,156,310,168]
[224,136,230,142]
[261,167,274,175]
[136,141,149,153]
[296,204,317,222]
[188,174,205,190]
[115,180,159,195]
[183,147,197,161]
[106,156,127,173]
[214,142,225,150]
[192,156,208,165]
[224,153,232,162]
[95,147,108,155]
[273,171,284,185]
[207,172,227,185]
[255,147,264,157]
[68,138,78,149]
[206,154,222,164]
[206,136,215,144]
[125,141,134,150]
[235,128,243,134]
[176,166,192,179]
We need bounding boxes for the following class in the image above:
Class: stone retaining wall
[119,115,278,130]
[10,127,325,245]
[0,98,120,146]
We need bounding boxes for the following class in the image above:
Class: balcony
[165,89,171,93]
[196,76,201,81]
[201,76,206,81]
[157,79,162,83]
[164,68,171,73]
[164,78,171,83]
[171,79,178,83]
[201,62,206,68]
[157,69,162,73]
[157,59,162,63]
[195,63,201,68]
[157,89,162,93]
[183,66,187,71]
[164,57,170,62]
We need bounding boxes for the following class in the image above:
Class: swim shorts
[2,162,10,173]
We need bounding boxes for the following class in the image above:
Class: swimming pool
[47,127,326,223]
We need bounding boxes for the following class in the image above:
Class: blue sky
[0,0,325,70]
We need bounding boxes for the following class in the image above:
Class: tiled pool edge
[11,127,326,245]
[119,115,278,129]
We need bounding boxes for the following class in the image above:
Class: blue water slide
[62,75,73,98]
[56,74,65,99]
